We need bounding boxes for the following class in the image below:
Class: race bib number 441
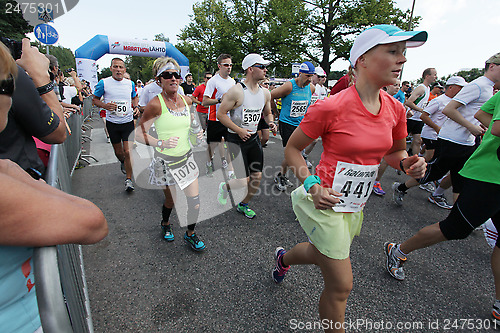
[290,100,308,117]
[331,161,379,213]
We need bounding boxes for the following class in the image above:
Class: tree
[0,0,33,39]
[303,0,420,76]
[34,41,76,71]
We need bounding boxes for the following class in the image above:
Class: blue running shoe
[272,247,290,284]
[161,224,174,242]
[184,232,206,252]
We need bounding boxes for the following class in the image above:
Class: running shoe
[419,182,435,193]
[206,162,214,178]
[282,175,294,187]
[272,247,290,284]
[184,232,206,251]
[428,194,452,209]
[106,137,110,143]
[392,182,406,206]
[120,161,126,174]
[384,242,407,281]
[373,181,386,196]
[274,175,286,192]
[492,300,500,322]
[161,224,174,242]
[125,178,134,192]
[217,182,228,206]
[305,159,313,170]
[237,202,256,219]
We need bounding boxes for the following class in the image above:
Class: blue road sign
[34,24,59,45]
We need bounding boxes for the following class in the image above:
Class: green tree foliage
[0,0,33,39]
[34,41,76,71]
[304,0,419,76]
[98,67,111,81]
[440,68,484,84]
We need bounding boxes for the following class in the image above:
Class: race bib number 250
[331,161,379,213]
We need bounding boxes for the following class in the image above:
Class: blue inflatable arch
[74,35,189,88]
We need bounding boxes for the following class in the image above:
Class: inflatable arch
[74,35,189,89]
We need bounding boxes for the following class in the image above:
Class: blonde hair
[153,56,180,76]
[347,66,356,87]
[0,42,18,80]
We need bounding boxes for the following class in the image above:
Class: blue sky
[29,0,500,82]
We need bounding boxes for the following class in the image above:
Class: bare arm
[271,81,293,100]
[420,112,440,134]
[404,85,425,112]
[92,95,117,111]
[0,159,108,246]
[202,95,219,107]
[262,90,277,134]
[285,128,341,209]
[217,85,251,140]
[474,109,493,128]
[383,138,426,179]
[16,39,67,144]
[443,100,486,136]
[492,120,500,137]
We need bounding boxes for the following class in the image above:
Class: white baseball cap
[242,53,271,70]
[445,76,467,87]
[349,24,428,68]
[315,67,326,76]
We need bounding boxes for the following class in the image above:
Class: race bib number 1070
[331,161,379,213]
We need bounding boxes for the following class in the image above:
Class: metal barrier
[33,104,95,333]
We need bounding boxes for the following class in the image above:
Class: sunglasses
[205,76,212,80]
[318,75,326,78]
[159,71,181,80]
[221,63,233,67]
[0,74,14,97]
[252,64,267,69]
[261,82,270,86]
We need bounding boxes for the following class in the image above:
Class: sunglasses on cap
[159,71,181,80]
[0,74,15,97]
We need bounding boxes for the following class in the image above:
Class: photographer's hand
[16,38,51,87]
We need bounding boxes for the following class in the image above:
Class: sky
[28,0,500,82]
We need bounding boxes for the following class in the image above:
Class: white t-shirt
[409,83,430,122]
[438,76,495,146]
[420,94,452,141]
[204,73,235,121]
[62,85,78,105]
[93,77,136,124]
[315,84,328,100]
[139,82,184,107]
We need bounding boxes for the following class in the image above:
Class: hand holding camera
[15,39,51,87]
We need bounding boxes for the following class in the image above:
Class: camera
[0,37,22,60]
[65,68,74,74]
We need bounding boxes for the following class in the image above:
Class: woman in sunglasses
[136,57,205,252]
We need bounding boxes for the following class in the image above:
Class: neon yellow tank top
[154,94,191,157]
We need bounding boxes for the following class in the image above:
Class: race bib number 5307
[331,161,379,213]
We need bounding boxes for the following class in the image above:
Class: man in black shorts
[216,53,276,218]
[92,58,140,192]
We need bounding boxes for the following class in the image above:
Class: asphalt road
[73,119,497,332]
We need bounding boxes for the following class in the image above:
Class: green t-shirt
[459,92,500,185]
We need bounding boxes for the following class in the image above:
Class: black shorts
[206,120,228,143]
[226,133,263,178]
[422,137,438,150]
[440,178,500,245]
[406,119,424,135]
[257,117,269,131]
[279,120,297,147]
[418,139,477,193]
[106,120,135,144]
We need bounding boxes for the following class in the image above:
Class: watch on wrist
[217,97,222,103]
[36,81,55,96]
[157,140,163,148]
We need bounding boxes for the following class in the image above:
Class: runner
[216,54,277,218]
[271,61,315,191]
[384,71,500,322]
[202,54,236,177]
[191,72,212,132]
[271,25,427,332]
[393,59,499,206]
[92,58,139,192]
[136,58,205,251]
[257,77,271,147]
[405,67,437,156]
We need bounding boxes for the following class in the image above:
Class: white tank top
[409,83,430,122]
[229,82,265,134]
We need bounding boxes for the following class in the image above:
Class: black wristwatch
[217,97,222,104]
[36,81,55,96]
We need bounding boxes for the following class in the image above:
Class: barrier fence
[33,98,95,333]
